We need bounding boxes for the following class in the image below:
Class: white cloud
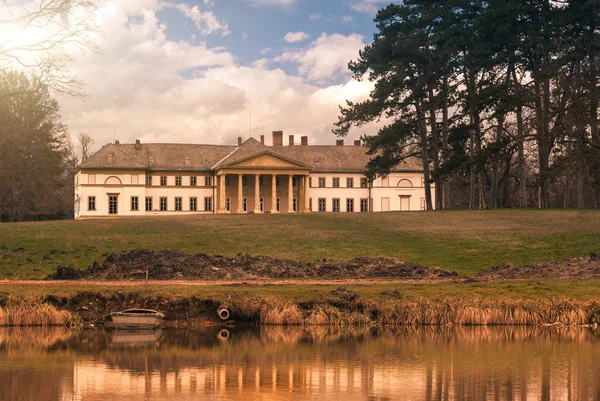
[247,0,297,6]
[284,31,310,43]
[48,1,381,148]
[342,15,355,23]
[309,12,323,20]
[259,48,271,54]
[162,2,229,35]
[350,0,388,15]
[274,33,365,81]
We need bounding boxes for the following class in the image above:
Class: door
[109,195,118,215]
[400,196,410,211]
[381,197,390,212]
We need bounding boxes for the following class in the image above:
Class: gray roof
[80,139,422,173]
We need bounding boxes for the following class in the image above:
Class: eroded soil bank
[47,249,457,280]
[476,254,600,280]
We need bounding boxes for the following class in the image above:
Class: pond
[0,326,599,400]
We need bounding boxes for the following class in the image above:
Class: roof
[79,139,423,173]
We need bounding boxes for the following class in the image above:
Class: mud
[475,253,600,280]
[47,249,458,281]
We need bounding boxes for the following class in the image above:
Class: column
[218,174,226,213]
[271,174,277,213]
[303,175,310,212]
[237,174,244,213]
[254,174,261,213]
[288,175,294,213]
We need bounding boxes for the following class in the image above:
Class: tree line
[336,0,600,209]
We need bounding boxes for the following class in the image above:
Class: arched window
[397,179,413,188]
[105,176,122,185]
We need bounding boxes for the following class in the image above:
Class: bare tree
[77,132,94,162]
[0,0,100,98]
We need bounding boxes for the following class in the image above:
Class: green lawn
[0,209,599,279]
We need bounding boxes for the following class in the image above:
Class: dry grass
[0,303,75,326]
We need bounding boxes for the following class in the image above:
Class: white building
[74,131,431,218]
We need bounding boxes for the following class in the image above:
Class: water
[0,326,599,401]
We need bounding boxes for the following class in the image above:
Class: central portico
[214,138,311,214]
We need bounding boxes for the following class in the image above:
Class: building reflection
[0,326,599,401]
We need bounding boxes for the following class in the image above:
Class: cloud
[162,2,229,35]
[350,0,388,15]
[342,15,355,23]
[309,12,323,20]
[274,33,365,81]
[52,0,380,148]
[247,0,297,6]
[284,31,310,43]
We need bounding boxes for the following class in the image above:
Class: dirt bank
[47,249,458,281]
[475,253,600,281]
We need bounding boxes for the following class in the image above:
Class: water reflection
[0,326,599,400]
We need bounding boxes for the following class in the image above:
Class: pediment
[223,152,311,170]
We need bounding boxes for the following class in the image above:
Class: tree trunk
[442,76,451,209]
[428,86,442,210]
[416,100,433,211]
[516,105,527,208]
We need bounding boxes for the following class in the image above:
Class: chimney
[354,140,361,147]
[238,136,243,146]
[301,136,308,146]
[135,139,141,150]
[289,135,295,146]
[272,130,283,146]
[260,135,265,144]
[336,140,344,146]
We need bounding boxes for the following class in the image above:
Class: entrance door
[381,197,390,212]
[400,196,410,211]
[109,195,118,215]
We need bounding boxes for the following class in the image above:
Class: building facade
[74,131,431,218]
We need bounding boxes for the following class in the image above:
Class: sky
[33,0,394,149]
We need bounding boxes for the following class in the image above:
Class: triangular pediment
[226,152,309,169]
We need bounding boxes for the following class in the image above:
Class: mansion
[74,131,431,218]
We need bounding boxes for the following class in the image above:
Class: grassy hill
[1,210,599,279]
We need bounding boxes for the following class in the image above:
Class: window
[131,174,139,185]
[361,198,369,212]
[160,197,167,211]
[260,198,264,212]
[333,178,340,188]
[347,198,354,212]
[109,195,118,215]
[204,197,213,211]
[259,177,264,186]
[175,197,182,211]
[190,176,197,186]
[190,197,197,211]
[276,177,280,187]
[318,198,326,212]
[242,176,247,186]
[226,176,230,186]
[88,196,96,211]
[347,178,354,188]
[146,197,153,211]
[88,174,96,185]
[131,196,139,211]
[243,198,247,212]
[160,176,167,186]
[361,178,368,188]
[146,176,152,186]
[276,198,280,212]
[205,176,212,186]
[226,197,231,212]
[293,198,297,212]
[175,176,182,186]
[318,177,326,188]
[333,198,340,212]
[293,177,297,187]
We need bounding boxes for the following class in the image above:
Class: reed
[0,303,75,327]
